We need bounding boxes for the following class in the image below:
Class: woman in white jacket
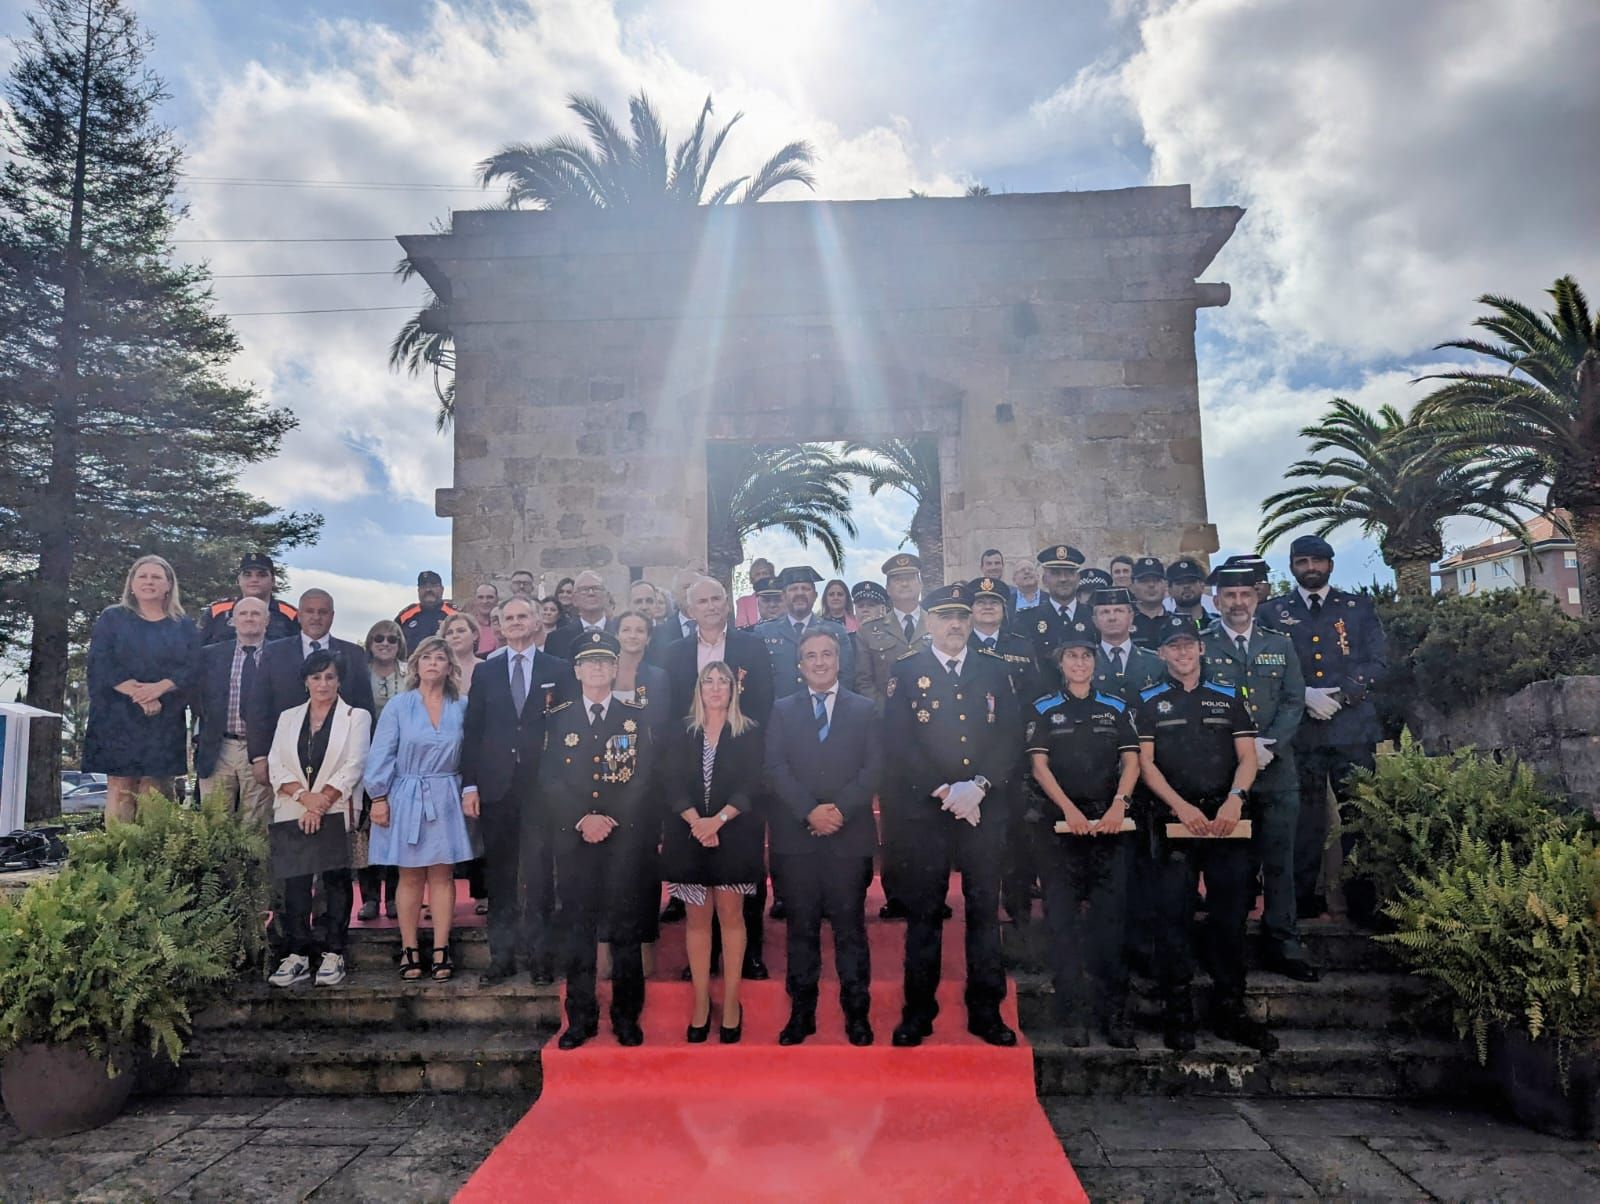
[266,648,372,988]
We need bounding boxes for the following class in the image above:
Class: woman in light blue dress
[365,636,473,982]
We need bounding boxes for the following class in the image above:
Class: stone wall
[1408,676,1600,817]
[400,186,1241,598]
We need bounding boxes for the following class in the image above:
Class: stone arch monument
[399,186,1241,596]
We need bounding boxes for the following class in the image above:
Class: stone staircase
[171,915,1481,1100]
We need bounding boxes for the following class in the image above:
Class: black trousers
[356,864,397,906]
[479,767,554,973]
[282,867,353,958]
[896,804,1006,1022]
[1294,742,1377,921]
[1000,781,1037,920]
[1154,839,1254,1003]
[776,851,872,1018]
[1032,824,1131,1023]
[557,836,646,1029]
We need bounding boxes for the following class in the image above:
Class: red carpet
[457,878,1084,1202]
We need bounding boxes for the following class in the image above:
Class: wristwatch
[718,807,735,824]
[1228,788,1247,799]
[1113,793,1131,804]
[972,775,992,793]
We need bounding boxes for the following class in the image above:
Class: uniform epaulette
[1139,682,1171,702]
[1094,691,1128,712]
[1033,692,1064,713]
[976,645,1005,660]
[396,603,423,622]
[1201,680,1238,698]
[895,646,922,661]
[209,598,233,616]
[618,696,647,709]
[546,699,573,715]
[274,599,299,619]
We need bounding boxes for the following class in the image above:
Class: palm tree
[844,438,945,586]
[388,262,454,432]
[1256,399,1539,597]
[1414,276,1600,618]
[706,444,859,587]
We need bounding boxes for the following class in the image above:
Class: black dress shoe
[614,1019,645,1047]
[479,963,516,986]
[742,956,770,981]
[879,898,909,920]
[891,1021,926,1048]
[384,901,398,920]
[718,1005,743,1045]
[967,1016,1017,1047]
[357,901,378,922]
[769,899,787,921]
[1213,1013,1278,1053]
[845,1016,874,1047]
[660,897,686,923]
[778,1012,816,1046]
[557,1021,596,1050]
[1262,950,1321,982]
[940,903,954,920]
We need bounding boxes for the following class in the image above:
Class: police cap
[417,570,443,586]
[1132,556,1165,581]
[1220,553,1271,584]
[851,581,889,607]
[1211,566,1259,590]
[752,576,783,597]
[1054,620,1099,651]
[881,552,922,578]
[238,551,274,573]
[968,577,1008,603]
[1037,544,1086,569]
[777,565,823,588]
[922,582,973,615]
[1091,586,1134,608]
[1077,567,1112,592]
[1290,534,1336,560]
[572,629,621,660]
[1156,614,1204,646]
[1165,556,1206,584]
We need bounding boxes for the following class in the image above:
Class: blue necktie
[813,692,830,742]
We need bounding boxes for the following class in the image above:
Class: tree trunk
[706,534,742,598]
[910,499,945,588]
[23,5,96,822]
[1570,506,1600,624]
[1390,557,1435,598]
[1573,354,1600,623]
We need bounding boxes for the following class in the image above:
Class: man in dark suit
[460,595,574,984]
[194,595,272,826]
[884,583,1023,1048]
[662,574,776,977]
[766,628,883,1046]
[545,570,619,662]
[245,588,376,773]
[755,565,857,699]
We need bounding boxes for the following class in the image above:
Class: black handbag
[268,813,349,879]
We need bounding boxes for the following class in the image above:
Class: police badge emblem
[886,676,897,698]
[1157,700,1173,714]
[564,732,580,746]
[623,719,637,733]
[1051,712,1067,725]
[1037,620,1048,634]
[917,676,931,690]
[916,709,931,723]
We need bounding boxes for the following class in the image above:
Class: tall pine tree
[0,0,320,818]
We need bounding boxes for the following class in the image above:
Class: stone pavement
[1,1094,1596,1201]
[1047,1098,1600,1201]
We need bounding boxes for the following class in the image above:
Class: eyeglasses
[576,585,604,594]
[370,635,399,645]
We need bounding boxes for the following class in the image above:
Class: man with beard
[1258,536,1387,923]
[1129,557,1170,650]
[1165,557,1217,624]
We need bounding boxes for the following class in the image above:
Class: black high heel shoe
[719,1004,743,1045]
[687,1002,712,1044]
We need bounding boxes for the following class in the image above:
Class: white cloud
[284,565,414,647]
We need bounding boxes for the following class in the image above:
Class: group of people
[81,531,1386,1053]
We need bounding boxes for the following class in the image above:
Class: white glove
[1304,686,1343,722]
[943,780,986,825]
[1254,737,1276,771]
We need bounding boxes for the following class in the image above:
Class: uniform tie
[589,701,604,726]
[980,636,996,650]
[1308,594,1323,616]
[812,692,830,742]
[794,619,806,639]
[511,652,527,716]
[1236,634,1249,658]
[1109,646,1123,676]
[945,658,960,678]
[309,639,322,653]
[903,614,915,644]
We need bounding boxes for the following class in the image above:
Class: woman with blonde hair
[83,554,200,822]
[660,661,765,1043]
[440,610,490,913]
[364,636,475,982]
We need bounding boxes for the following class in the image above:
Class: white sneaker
[268,954,311,988]
[315,952,346,986]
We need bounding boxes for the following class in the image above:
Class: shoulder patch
[1202,680,1238,698]
[1139,682,1171,702]
[618,696,647,709]
[1032,692,1064,714]
[545,699,573,715]
[396,603,422,622]
[209,599,233,616]
[976,646,1005,660]
[896,646,921,661]
[1094,691,1128,712]
[274,600,299,619]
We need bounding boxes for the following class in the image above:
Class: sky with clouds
[7,0,1595,640]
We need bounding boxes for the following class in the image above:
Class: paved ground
[1,1094,1595,1201]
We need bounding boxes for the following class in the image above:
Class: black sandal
[399,946,423,981]
[431,943,454,982]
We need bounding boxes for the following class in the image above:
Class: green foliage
[1344,733,1576,907]
[1382,832,1600,1076]
[705,444,861,584]
[68,791,270,975]
[1369,589,1600,729]
[0,859,234,1069]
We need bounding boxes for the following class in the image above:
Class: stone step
[1031,1027,1481,1099]
[165,1023,1477,1100]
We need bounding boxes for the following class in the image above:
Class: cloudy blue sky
[7,0,1595,637]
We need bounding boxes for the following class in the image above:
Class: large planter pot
[1490,1028,1600,1139]
[0,1042,133,1138]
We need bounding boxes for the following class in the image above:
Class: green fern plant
[0,861,235,1071]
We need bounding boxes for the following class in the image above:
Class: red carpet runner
[458,879,1085,1202]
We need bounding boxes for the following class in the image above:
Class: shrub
[1383,832,1600,1077]
[69,791,270,976]
[1343,733,1576,906]
[1370,589,1600,729]
[0,860,235,1069]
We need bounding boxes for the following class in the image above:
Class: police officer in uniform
[1091,586,1164,701]
[396,570,457,646]
[1027,620,1140,1047]
[1135,615,1277,1053]
[884,583,1022,1048]
[1074,567,1112,616]
[1130,556,1169,650]
[756,566,856,699]
[1258,535,1388,923]
[1220,554,1274,605]
[1027,544,1091,684]
[851,581,889,626]
[200,552,301,645]
[968,577,1042,926]
[1204,565,1317,981]
[541,630,655,1049]
[1166,557,1216,623]
[743,575,786,630]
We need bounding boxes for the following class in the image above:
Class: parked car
[59,770,105,799]
[61,780,108,813]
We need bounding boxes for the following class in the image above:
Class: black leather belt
[224,732,245,740]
